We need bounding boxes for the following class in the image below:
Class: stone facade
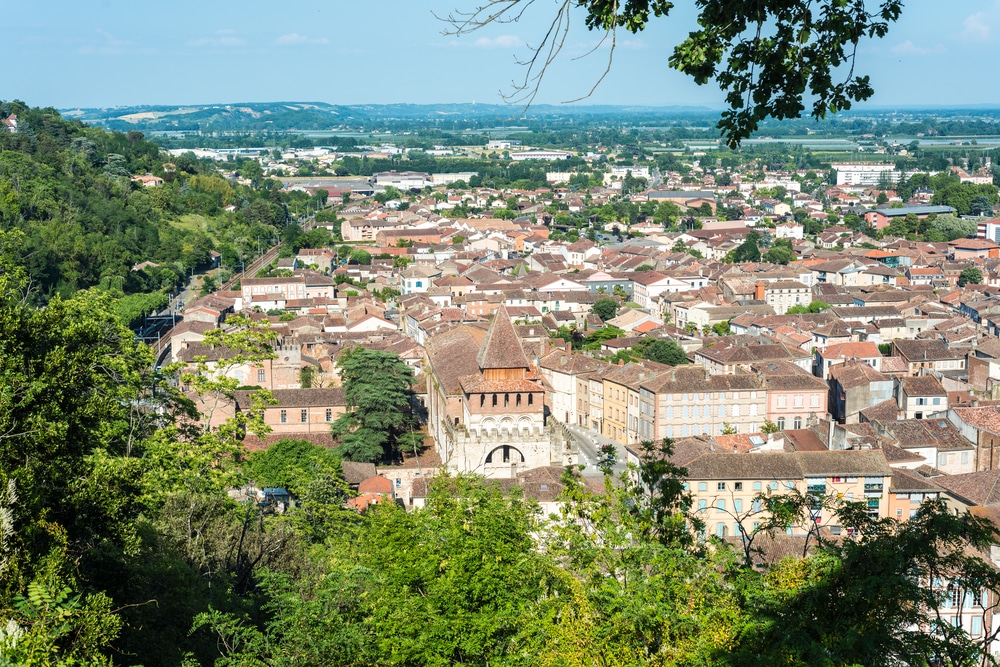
[425,305,565,479]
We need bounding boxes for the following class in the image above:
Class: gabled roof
[830,361,889,389]
[935,469,1000,506]
[893,339,961,362]
[818,341,881,360]
[898,375,946,397]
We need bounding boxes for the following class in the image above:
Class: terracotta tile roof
[425,326,487,395]
[234,388,345,410]
[893,339,961,362]
[683,452,804,480]
[795,449,892,476]
[177,342,244,363]
[539,351,609,375]
[241,432,336,452]
[697,341,809,364]
[358,475,394,494]
[830,361,889,389]
[640,366,761,393]
[169,320,215,338]
[476,304,530,370]
[458,376,543,393]
[899,375,946,397]
[752,360,828,388]
[819,341,881,360]
[879,357,909,374]
[724,531,830,568]
[683,449,890,480]
[875,417,972,452]
[890,468,944,493]
[934,469,1000,506]
[714,433,761,453]
[860,398,899,423]
[781,429,828,452]
[341,461,377,485]
[952,406,1000,434]
[880,442,925,463]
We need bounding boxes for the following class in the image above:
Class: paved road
[562,423,630,477]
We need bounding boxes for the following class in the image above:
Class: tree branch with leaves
[441,0,902,146]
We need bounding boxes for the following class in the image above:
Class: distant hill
[62,101,720,134]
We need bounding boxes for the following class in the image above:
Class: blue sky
[6,1,1000,110]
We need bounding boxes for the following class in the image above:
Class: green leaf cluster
[331,347,417,463]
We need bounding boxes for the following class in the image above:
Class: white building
[430,172,479,186]
[486,139,522,151]
[373,171,431,190]
[511,150,572,161]
[775,221,805,240]
[977,218,1000,243]
[832,163,900,187]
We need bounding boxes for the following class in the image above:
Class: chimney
[733,445,738,453]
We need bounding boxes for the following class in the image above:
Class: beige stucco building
[638,366,766,439]
[681,449,893,538]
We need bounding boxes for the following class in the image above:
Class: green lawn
[168,213,213,231]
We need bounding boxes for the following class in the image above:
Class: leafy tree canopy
[959,266,984,287]
[442,0,904,146]
[331,347,417,463]
[348,248,372,265]
[590,296,619,322]
[247,439,342,495]
[786,300,829,314]
[730,232,762,263]
[637,338,690,366]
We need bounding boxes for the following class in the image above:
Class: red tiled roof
[358,476,394,494]
[476,304,530,370]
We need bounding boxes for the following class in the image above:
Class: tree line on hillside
[0,102,328,321]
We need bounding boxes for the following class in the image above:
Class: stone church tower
[460,304,546,443]
[425,305,570,478]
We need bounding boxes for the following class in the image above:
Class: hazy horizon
[8,2,1000,111]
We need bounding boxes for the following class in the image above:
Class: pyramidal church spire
[476,304,530,373]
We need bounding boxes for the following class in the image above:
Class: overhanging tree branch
[440,0,903,146]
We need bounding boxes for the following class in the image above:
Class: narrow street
[562,422,630,477]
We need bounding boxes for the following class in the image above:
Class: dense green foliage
[330,347,419,463]
[5,233,1000,666]
[638,338,691,366]
[786,300,830,315]
[246,439,342,495]
[590,296,619,322]
[960,266,984,287]
[0,102,201,300]
[729,231,762,263]
[0,102,327,319]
